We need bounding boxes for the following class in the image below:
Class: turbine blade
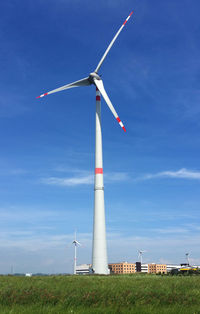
[94,11,133,73]
[37,77,90,98]
[94,78,126,132]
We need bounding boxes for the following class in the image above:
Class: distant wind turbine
[185,252,190,265]
[72,231,81,275]
[138,250,146,264]
[37,11,133,274]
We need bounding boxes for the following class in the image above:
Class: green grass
[0,274,200,313]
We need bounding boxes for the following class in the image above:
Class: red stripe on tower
[95,168,103,174]
[96,95,101,101]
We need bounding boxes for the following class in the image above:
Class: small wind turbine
[186,252,190,266]
[138,250,146,264]
[72,231,81,275]
[37,12,133,274]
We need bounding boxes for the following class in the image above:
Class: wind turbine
[37,12,133,274]
[138,250,146,264]
[72,231,81,275]
[185,252,190,266]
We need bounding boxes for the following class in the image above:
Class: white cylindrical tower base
[92,88,109,275]
[73,244,77,275]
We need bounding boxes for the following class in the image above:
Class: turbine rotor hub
[88,72,101,84]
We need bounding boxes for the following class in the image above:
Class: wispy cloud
[41,171,129,187]
[140,168,200,181]
[0,168,27,176]
[0,230,91,251]
[152,227,189,234]
[41,168,200,186]
[105,172,129,182]
[42,175,93,186]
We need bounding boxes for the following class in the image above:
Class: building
[148,264,167,274]
[76,264,91,275]
[141,263,148,273]
[135,262,141,272]
[109,262,169,274]
[109,262,136,274]
[25,273,32,277]
[166,264,181,272]
[77,262,185,275]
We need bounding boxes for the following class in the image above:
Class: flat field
[0,274,200,313]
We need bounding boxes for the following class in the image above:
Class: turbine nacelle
[72,240,81,246]
[89,72,101,84]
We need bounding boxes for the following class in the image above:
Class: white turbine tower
[138,250,146,264]
[37,12,133,274]
[72,231,81,275]
[186,252,190,266]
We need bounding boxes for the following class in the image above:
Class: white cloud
[4,230,102,252]
[42,175,93,186]
[0,167,27,176]
[105,172,128,182]
[141,168,200,181]
[41,171,129,187]
[0,207,59,221]
[152,227,189,234]
[47,168,200,185]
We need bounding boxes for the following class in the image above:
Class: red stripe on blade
[44,93,48,96]
[96,95,101,101]
[95,168,103,174]
[116,117,121,123]
[123,11,133,25]
[123,126,126,132]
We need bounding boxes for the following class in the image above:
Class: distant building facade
[166,264,181,272]
[148,264,167,274]
[76,264,91,275]
[141,263,148,273]
[25,273,32,277]
[109,262,136,274]
[108,262,168,274]
[76,262,195,275]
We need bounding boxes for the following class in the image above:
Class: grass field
[0,274,200,313]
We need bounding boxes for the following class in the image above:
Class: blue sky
[1,0,200,274]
